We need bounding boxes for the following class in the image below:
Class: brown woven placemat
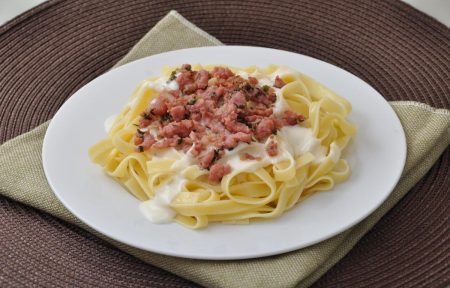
[0,0,449,287]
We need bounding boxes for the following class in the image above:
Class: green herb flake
[167,70,177,82]
[187,98,197,105]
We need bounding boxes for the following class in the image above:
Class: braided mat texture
[1,0,449,287]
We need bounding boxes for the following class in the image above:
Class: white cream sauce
[139,175,186,223]
[280,126,326,162]
[328,142,341,163]
[236,71,249,79]
[147,78,179,91]
[140,148,195,223]
[273,89,289,116]
[171,148,196,170]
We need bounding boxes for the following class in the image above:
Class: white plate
[43,46,406,260]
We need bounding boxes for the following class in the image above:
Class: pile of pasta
[89,65,357,229]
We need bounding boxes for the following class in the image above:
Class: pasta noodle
[89,64,357,229]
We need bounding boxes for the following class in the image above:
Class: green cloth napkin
[1,11,449,288]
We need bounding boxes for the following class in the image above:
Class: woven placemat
[0,0,449,287]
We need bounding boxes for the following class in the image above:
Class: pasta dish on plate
[89,64,357,229]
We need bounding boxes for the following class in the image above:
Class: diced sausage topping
[240,153,262,161]
[208,163,231,183]
[134,64,305,182]
[266,138,278,157]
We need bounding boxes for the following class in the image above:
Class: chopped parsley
[167,70,177,82]
[161,112,172,122]
[187,98,197,105]
[237,114,250,127]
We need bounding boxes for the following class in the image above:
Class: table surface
[0,1,448,287]
[0,0,449,27]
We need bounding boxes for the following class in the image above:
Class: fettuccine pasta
[89,64,356,229]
